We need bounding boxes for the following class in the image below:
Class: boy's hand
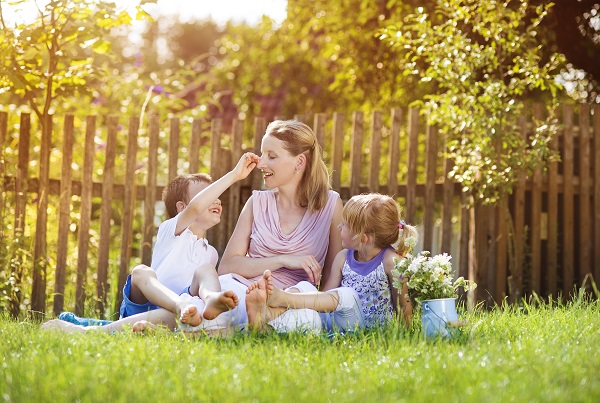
[233,152,260,180]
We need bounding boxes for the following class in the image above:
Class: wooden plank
[441,152,454,254]
[75,116,96,316]
[368,111,383,193]
[189,118,202,173]
[313,113,327,150]
[387,108,402,197]
[208,118,223,249]
[405,108,419,223]
[10,112,30,317]
[547,111,559,297]
[53,114,74,315]
[217,146,231,253]
[0,112,6,219]
[423,124,438,252]
[592,105,600,284]
[511,116,527,302]
[142,114,160,266]
[349,111,364,196]
[31,114,52,315]
[14,113,30,237]
[252,117,267,191]
[228,119,244,239]
[331,113,345,192]
[168,117,180,181]
[96,115,118,316]
[116,116,140,314]
[594,105,600,286]
[495,200,508,302]
[578,104,591,282]
[459,193,469,281]
[562,104,575,296]
[530,104,543,295]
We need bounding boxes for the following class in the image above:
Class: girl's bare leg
[245,270,340,330]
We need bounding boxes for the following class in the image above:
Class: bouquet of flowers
[391,250,477,306]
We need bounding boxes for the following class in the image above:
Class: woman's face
[257,134,299,189]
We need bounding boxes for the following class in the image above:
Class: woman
[218,120,343,332]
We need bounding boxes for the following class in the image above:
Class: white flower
[392,250,477,306]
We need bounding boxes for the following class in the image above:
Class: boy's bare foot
[41,319,89,333]
[132,320,157,332]
[176,300,202,327]
[246,270,276,331]
[202,290,239,320]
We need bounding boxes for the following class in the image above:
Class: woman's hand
[282,255,322,285]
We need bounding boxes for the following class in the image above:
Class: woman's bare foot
[202,290,239,320]
[176,300,202,327]
[245,270,275,331]
[41,319,90,333]
[132,320,157,333]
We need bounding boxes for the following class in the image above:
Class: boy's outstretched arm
[175,152,259,234]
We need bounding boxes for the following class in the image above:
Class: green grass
[1,298,599,402]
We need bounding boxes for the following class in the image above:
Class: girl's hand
[282,255,322,285]
[233,152,259,180]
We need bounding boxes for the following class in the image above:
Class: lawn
[1,297,599,402]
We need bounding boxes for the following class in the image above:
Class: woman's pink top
[231,189,340,289]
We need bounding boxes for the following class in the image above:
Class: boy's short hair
[162,173,213,219]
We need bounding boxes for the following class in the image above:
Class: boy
[54,152,259,332]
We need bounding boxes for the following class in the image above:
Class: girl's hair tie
[398,220,406,229]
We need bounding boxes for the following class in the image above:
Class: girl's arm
[384,250,412,328]
[218,197,322,282]
[320,249,346,291]
[320,197,343,286]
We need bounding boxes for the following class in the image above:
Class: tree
[0,0,157,121]
[380,0,564,303]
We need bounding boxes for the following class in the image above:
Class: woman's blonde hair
[265,120,330,212]
[343,193,418,256]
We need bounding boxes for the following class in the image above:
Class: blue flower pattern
[341,260,393,328]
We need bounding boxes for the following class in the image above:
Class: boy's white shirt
[151,214,218,295]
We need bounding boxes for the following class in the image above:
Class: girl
[246,193,418,330]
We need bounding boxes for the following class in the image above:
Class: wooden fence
[0,104,599,318]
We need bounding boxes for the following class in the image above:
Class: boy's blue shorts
[119,274,160,319]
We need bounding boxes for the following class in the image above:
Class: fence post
[31,114,52,317]
[579,104,592,284]
[562,104,575,296]
[95,116,119,316]
[405,108,419,224]
[115,116,140,315]
[53,114,74,316]
[349,112,364,196]
[547,110,559,297]
[331,113,344,192]
[387,109,402,197]
[423,124,438,252]
[594,105,600,285]
[530,104,543,295]
[168,117,180,182]
[75,116,96,316]
[368,111,383,193]
[141,114,160,266]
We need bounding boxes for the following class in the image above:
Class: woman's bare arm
[320,197,343,287]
